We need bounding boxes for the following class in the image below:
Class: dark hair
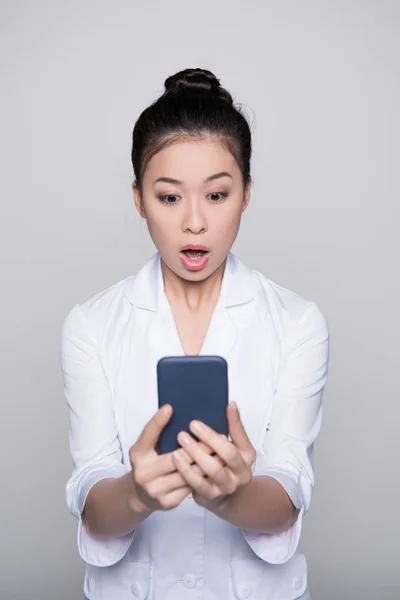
[131,68,252,191]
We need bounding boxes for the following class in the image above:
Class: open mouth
[179,248,210,271]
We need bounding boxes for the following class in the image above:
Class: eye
[207,192,228,202]
[159,194,180,205]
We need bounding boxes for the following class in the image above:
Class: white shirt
[61,251,329,600]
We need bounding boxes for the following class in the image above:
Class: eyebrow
[153,171,233,185]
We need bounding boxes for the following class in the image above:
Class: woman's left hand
[172,402,256,510]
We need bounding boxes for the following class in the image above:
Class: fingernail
[231,401,238,411]
[181,433,191,445]
[191,421,203,433]
[173,450,182,461]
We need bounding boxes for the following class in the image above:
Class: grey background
[1,1,399,599]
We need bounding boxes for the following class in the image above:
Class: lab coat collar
[124,251,260,311]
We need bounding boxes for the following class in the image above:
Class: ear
[241,177,252,213]
[132,181,146,219]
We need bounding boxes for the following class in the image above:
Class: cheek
[145,208,178,247]
[147,218,169,240]
[214,206,243,235]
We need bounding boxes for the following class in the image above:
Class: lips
[181,244,209,253]
[179,246,210,271]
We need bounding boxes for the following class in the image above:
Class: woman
[61,68,329,600]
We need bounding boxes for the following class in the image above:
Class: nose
[181,198,207,234]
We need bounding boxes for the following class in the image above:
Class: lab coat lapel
[124,253,178,361]
[147,292,184,360]
[206,251,260,359]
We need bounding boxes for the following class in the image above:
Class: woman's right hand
[128,404,193,512]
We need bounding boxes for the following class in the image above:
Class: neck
[161,257,226,311]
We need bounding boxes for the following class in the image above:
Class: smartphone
[157,355,229,454]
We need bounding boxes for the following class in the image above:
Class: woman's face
[133,136,250,281]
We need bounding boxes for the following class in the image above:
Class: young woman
[61,68,329,600]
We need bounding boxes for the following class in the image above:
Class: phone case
[157,355,229,454]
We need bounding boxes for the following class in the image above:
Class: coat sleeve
[242,301,330,564]
[61,303,135,567]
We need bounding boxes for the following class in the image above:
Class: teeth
[183,250,206,259]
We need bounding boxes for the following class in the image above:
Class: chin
[178,263,212,281]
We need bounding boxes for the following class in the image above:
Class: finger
[134,405,173,454]
[172,451,218,497]
[174,447,210,477]
[135,452,184,483]
[160,485,192,510]
[175,445,224,470]
[146,471,190,497]
[132,442,202,485]
[184,440,223,464]
[188,420,245,475]
[174,447,204,470]
[177,432,234,488]
[197,440,215,456]
[174,434,223,472]
[226,402,254,453]
[137,443,217,484]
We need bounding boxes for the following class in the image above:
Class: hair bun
[164,68,233,104]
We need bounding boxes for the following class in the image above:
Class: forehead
[144,136,240,183]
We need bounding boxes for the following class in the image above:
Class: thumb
[227,402,253,452]
[135,404,173,454]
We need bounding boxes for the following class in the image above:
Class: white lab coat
[61,251,330,600]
